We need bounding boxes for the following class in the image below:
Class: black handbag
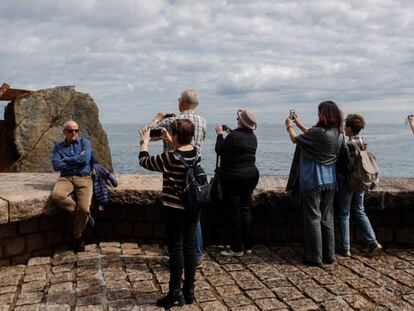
[337,133,356,176]
[209,155,223,203]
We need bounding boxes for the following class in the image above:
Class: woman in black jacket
[215,109,259,257]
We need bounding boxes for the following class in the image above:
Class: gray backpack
[348,140,380,191]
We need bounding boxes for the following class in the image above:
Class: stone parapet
[0,173,413,265]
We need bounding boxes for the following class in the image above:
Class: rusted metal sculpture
[0,83,32,101]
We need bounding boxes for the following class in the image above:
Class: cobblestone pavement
[1,243,414,310]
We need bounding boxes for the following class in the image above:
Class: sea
[103,123,414,177]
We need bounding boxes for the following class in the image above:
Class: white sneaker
[244,249,252,254]
[220,250,244,257]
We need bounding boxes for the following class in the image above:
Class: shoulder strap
[348,139,362,153]
[173,150,190,168]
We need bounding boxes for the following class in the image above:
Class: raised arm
[409,116,414,135]
[293,114,308,133]
[286,117,298,144]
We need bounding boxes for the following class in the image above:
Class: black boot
[182,283,195,304]
[73,238,85,252]
[156,289,185,309]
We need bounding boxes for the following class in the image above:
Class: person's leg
[51,177,76,214]
[157,208,185,308]
[164,208,185,293]
[337,182,353,253]
[182,209,200,304]
[302,191,323,264]
[224,182,243,253]
[73,176,93,238]
[240,174,259,252]
[352,191,380,253]
[194,220,203,262]
[320,189,336,263]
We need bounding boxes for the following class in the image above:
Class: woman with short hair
[286,101,342,266]
[139,119,201,308]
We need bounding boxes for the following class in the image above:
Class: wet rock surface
[0,243,414,310]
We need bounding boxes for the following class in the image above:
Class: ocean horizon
[103,122,414,178]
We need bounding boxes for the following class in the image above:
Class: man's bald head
[179,89,198,110]
[63,120,80,143]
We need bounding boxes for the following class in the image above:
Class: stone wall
[0,174,413,265]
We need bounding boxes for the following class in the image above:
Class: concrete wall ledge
[0,173,413,225]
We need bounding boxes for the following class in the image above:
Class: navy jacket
[93,164,118,205]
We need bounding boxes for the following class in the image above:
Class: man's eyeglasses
[64,129,80,133]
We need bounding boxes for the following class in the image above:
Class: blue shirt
[52,138,92,176]
[299,151,336,193]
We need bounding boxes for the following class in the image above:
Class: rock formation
[0,86,112,172]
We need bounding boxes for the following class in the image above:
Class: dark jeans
[222,172,259,252]
[165,207,200,292]
[302,189,335,264]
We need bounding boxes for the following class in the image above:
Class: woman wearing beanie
[215,109,259,257]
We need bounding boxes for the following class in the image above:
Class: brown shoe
[195,259,203,269]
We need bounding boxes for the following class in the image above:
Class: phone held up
[289,109,297,120]
[149,129,162,137]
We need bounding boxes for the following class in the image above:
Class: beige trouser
[51,176,93,238]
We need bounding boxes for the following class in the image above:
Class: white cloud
[0,0,413,123]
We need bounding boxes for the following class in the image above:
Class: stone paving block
[48,281,74,294]
[229,271,264,290]
[0,293,16,304]
[255,297,287,310]
[342,294,376,309]
[76,277,101,289]
[51,271,74,284]
[28,256,51,266]
[322,298,354,311]
[14,304,42,311]
[216,285,242,298]
[75,306,104,311]
[76,284,103,297]
[222,263,244,272]
[206,273,235,287]
[201,261,224,276]
[194,280,210,291]
[199,301,227,311]
[325,283,356,295]
[195,289,217,303]
[46,304,71,311]
[47,292,75,305]
[135,292,159,305]
[403,293,414,305]
[16,291,43,306]
[77,266,98,278]
[232,305,260,311]
[302,286,336,303]
[21,280,47,292]
[107,288,132,301]
[272,286,304,301]
[286,298,319,310]
[76,294,103,306]
[0,286,17,295]
[132,280,157,293]
[222,294,251,307]
[246,288,275,300]
[106,279,131,289]
[24,271,47,283]
[128,271,153,282]
[0,274,20,287]
[108,298,138,310]
[52,263,74,274]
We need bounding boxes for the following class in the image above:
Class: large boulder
[1,86,112,172]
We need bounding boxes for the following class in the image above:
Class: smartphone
[150,129,162,137]
[289,110,296,119]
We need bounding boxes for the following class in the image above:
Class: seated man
[51,120,93,252]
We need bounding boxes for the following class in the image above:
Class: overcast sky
[1,0,413,124]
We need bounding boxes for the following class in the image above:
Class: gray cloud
[0,0,413,124]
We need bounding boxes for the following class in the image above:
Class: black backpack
[173,151,210,210]
[336,134,356,176]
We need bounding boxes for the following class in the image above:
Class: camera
[150,129,162,137]
[222,124,231,132]
[289,110,297,120]
[165,113,176,118]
